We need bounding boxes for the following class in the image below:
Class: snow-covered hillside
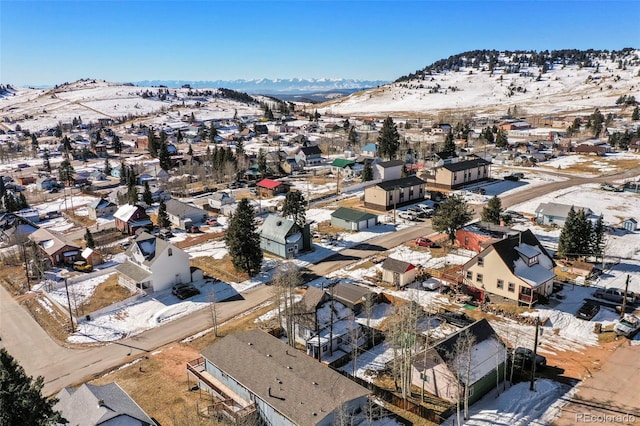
[0,79,263,132]
[320,49,640,117]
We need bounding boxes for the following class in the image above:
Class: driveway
[553,342,640,425]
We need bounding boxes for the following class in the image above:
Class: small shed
[381,258,417,288]
[81,247,103,266]
[622,218,638,232]
[330,207,378,231]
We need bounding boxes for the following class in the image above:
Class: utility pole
[64,278,75,333]
[530,316,540,391]
[621,274,630,319]
[21,242,30,291]
[393,185,398,224]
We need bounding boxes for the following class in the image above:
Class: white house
[208,191,235,212]
[116,232,191,292]
[373,159,403,181]
[165,199,209,229]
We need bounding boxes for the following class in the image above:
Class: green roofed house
[330,207,378,231]
[330,158,357,177]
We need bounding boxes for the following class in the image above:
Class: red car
[415,237,434,247]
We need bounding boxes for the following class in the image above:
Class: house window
[497,279,504,289]
[322,345,328,352]
[420,372,430,383]
[508,282,515,292]
[454,175,457,182]
[477,257,484,266]
[466,271,472,280]
[528,255,539,266]
[168,248,172,257]
[476,273,483,284]
[464,236,470,246]
[389,194,393,203]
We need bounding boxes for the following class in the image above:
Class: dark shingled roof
[381,257,415,273]
[412,319,498,372]
[300,145,323,156]
[377,159,405,168]
[201,330,369,426]
[376,175,425,191]
[441,158,491,172]
[487,229,555,274]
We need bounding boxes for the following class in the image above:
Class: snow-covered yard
[442,379,575,426]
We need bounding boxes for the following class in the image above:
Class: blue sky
[1,1,639,86]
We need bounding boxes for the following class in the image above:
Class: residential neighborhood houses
[1,48,640,425]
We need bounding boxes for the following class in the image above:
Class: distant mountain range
[130,78,388,94]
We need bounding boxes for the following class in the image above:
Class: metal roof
[330,207,377,223]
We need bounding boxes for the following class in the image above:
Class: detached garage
[330,207,378,231]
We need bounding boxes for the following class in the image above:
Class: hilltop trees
[225,198,263,276]
[432,195,472,243]
[377,116,400,160]
[0,348,65,425]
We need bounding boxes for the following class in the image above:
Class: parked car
[422,278,441,291]
[614,314,640,337]
[73,260,93,273]
[186,225,201,233]
[593,287,637,304]
[206,217,220,226]
[471,187,486,195]
[171,283,190,296]
[576,301,600,320]
[416,204,435,217]
[176,285,200,300]
[503,174,521,181]
[512,347,546,369]
[415,237,435,247]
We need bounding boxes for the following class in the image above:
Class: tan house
[28,228,81,267]
[363,176,426,211]
[430,157,491,190]
[461,230,555,306]
[381,258,417,288]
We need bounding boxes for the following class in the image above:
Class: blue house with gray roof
[259,215,311,258]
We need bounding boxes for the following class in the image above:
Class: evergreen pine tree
[103,158,112,175]
[443,132,456,154]
[157,199,170,228]
[147,129,158,157]
[159,142,171,171]
[225,198,263,276]
[495,129,508,148]
[282,191,306,229]
[574,209,593,257]
[84,228,95,249]
[58,159,75,186]
[235,139,244,156]
[377,116,400,159]
[481,196,503,224]
[632,106,640,121]
[0,177,6,200]
[42,149,51,173]
[257,149,268,177]
[431,195,472,243]
[18,192,29,209]
[62,135,72,152]
[142,181,153,206]
[177,129,184,143]
[31,134,39,155]
[348,126,358,147]
[557,206,578,258]
[362,161,373,182]
[112,134,122,154]
[591,214,605,261]
[187,144,193,156]
[0,348,65,425]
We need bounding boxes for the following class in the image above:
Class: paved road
[0,282,274,395]
[3,163,640,396]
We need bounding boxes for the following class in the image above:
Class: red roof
[257,178,282,190]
